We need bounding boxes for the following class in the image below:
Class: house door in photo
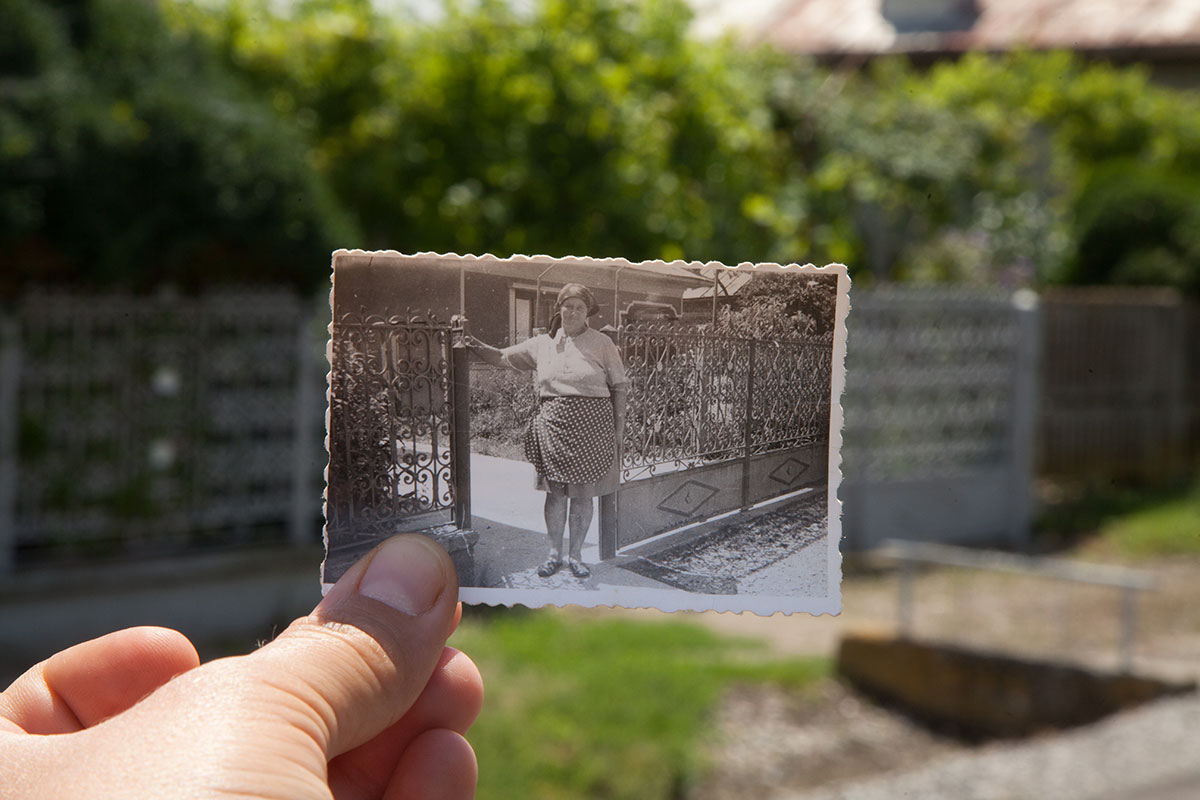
[510,287,537,343]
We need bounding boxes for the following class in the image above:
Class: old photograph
[323,252,848,614]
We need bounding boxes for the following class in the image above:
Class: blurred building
[690,0,1200,86]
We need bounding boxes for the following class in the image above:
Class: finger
[329,646,483,799]
[382,728,477,800]
[238,534,461,760]
[0,627,198,734]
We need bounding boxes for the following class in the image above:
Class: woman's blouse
[501,328,628,398]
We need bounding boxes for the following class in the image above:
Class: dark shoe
[567,559,591,579]
[537,558,562,578]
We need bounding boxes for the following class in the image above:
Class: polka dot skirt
[524,396,616,491]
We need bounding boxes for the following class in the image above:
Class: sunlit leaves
[169,0,796,263]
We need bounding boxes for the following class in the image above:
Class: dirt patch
[692,681,965,800]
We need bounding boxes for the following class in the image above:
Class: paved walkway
[469,452,602,557]
[466,451,829,596]
[468,452,662,591]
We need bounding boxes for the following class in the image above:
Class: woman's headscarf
[556,283,600,316]
[549,283,599,335]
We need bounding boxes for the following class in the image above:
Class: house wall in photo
[333,254,710,345]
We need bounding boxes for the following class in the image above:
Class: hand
[0,534,483,800]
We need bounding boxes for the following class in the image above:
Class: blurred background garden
[3,0,1200,797]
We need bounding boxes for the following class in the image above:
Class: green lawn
[1041,475,1200,559]
[1090,484,1200,558]
[450,609,828,800]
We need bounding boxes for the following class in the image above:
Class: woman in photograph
[466,283,627,579]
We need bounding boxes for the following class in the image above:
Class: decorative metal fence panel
[751,336,834,455]
[620,326,749,479]
[602,324,833,554]
[8,283,1186,572]
[325,310,462,544]
[620,324,832,481]
[2,291,325,566]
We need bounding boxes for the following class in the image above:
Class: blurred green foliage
[1068,162,1200,291]
[0,0,354,294]
[7,0,1200,291]
[902,51,1200,289]
[167,0,797,265]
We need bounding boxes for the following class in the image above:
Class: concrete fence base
[0,546,325,680]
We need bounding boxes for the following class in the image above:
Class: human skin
[0,534,483,800]
[558,297,589,337]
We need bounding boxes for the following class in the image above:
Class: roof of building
[689,0,1200,58]
[681,267,756,299]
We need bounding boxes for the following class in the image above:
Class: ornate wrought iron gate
[599,324,833,558]
[326,311,471,554]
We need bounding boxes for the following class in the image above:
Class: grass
[1089,485,1200,558]
[450,608,829,800]
[1039,473,1200,559]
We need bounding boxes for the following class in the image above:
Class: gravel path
[693,682,963,800]
[775,691,1200,800]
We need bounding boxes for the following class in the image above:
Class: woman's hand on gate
[0,534,483,800]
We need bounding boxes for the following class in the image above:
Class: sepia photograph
[323,251,848,614]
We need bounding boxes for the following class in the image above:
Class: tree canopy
[1,0,353,294]
[168,0,798,265]
[6,0,1200,293]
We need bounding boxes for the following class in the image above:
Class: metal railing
[876,539,1155,672]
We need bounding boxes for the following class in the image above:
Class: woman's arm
[464,335,509,369]
[611,385,628,442]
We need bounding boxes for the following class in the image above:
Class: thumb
[242,534,461,759]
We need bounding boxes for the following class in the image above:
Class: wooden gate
[599,324,832,558]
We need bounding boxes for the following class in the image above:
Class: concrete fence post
[0,315,21,573]
[1008,289,1041,550]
